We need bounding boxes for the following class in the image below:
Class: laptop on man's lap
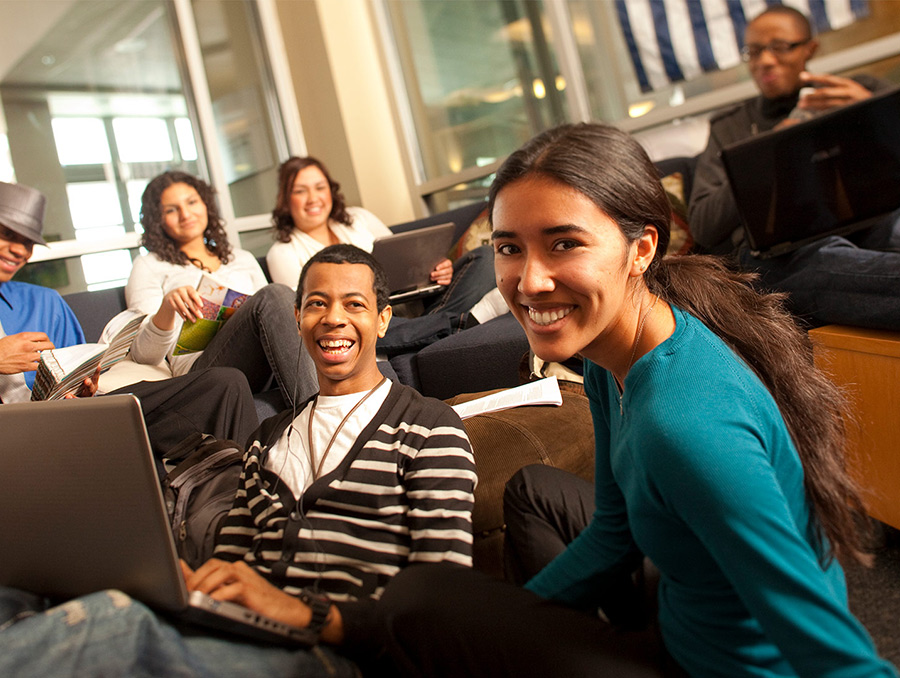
[721,87,900,258]
[0,395,315,646]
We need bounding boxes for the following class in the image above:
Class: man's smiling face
[297,261,391,396]
[0,224,35,283]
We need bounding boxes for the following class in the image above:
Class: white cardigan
[125,249,268,376]
[265,206,392,290]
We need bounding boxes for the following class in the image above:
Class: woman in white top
[266,158,505,357]
[127,171,317,407]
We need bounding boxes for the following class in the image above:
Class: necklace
[627,294,659,372]
[306,376,386,483]
[617,294,659,414]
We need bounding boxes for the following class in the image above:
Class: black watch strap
[299,588,331,641]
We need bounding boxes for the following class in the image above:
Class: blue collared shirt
[0,281,85,389]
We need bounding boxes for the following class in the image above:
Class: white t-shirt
[125,249,269,376]
[266,206,392,290]
[265,379,391,498]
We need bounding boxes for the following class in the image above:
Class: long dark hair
[139,171,232,266]
[271,156,352,243]
[489,122,869,565]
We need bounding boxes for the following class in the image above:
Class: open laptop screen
[721,87,900,258]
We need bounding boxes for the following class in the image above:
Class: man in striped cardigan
[0,244,475,678]
[182,244,477,666]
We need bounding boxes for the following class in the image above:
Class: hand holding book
[172,274,250,356]
[31,309,147,401]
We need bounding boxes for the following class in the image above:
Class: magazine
[173,274,251,356]
[450,377,563,420]
[31,309,147,401]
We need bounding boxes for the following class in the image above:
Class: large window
[192,0,288,219]
[379,0,900,206]
[1,0,294,293]
[383,0,568,210]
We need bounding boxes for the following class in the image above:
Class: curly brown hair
[271,157,352,243]
[490,122,871,566]
[139,171,232,266]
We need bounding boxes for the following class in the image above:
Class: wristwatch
[299,588,331,641]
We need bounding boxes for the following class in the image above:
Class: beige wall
[275,0,417,227]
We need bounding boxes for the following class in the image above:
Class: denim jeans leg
[424,245,497,316]
[0,588,358,678]
[740,219,900,331]
[191,283,318,408]
[376,314,455,357]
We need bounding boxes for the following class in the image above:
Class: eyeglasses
[740,39,809,62]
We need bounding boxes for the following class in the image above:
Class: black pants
[375,563,678,678]
[371,466,686,678]
[504,464,647,627]
[109,367,259,458]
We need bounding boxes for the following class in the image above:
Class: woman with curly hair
[266,157,502,323]
[126,171,317,407]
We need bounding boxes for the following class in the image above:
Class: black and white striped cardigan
[214,381,476,602]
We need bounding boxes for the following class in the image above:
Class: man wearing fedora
[0,180,258,454]
[0,181,84,403]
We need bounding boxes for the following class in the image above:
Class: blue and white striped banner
[616,0,870,93]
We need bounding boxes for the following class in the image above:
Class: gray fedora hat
[0,181,47,246]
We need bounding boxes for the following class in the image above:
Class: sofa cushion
[414,313,528,400]
[63,287,128,343]
[446,388,595,578]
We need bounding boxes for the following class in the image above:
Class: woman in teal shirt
[377,122,895,677]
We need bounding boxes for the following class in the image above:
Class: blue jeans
[740,209,900,331]
[423,245,496,316]
[191,283,318,408]
[0,588,359,678]
[377,245,497,356]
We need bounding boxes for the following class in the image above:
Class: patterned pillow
[661,171,694,255]
[450,207,491,259]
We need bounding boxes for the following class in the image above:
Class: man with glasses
[689,4,900,331]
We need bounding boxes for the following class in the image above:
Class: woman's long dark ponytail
[489,122,869,565]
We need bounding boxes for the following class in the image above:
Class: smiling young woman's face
[491,175,640,365]
[290,165,333,234]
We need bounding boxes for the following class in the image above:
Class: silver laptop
[721,86,900,258]
[0,395,315,646]
[372,222,457,303]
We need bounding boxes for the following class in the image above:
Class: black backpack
[161,432,244,569]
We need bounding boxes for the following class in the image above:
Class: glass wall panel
[192,0,287,218]
[1,0,201,294]
[384,0,567,185]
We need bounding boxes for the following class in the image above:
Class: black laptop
[0,395,315,646]
[721,86,900,258]
[371,222,457,303]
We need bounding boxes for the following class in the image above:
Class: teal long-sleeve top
[526,307,895,678]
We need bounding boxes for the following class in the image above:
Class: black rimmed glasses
[740,39,809,62]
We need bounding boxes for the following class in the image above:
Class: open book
[450,377,563,420]
[173,274,251,356]
[31,309,147,401]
